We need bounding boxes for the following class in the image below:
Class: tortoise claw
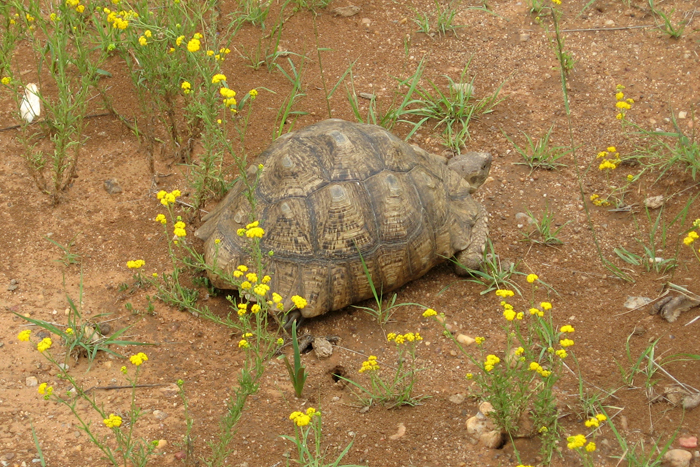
[283,310,304,330]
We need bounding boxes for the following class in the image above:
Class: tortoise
[195,119,491,319]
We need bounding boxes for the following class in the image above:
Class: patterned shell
[195,119,481,318]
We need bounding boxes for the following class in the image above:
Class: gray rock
[644,195,664,209]
[313,337,333,359]
[153,410,169,420]
[624,296,651,310]
[104,179,123,195]
[449,394,465,404]
[663,449,692,467]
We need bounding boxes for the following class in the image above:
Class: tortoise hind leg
[454,201,488,276]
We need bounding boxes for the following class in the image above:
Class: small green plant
[281,408,361,467]
[521,204,570,245]
[17,329,160,466]
[352,246,427,326]
[648,0,686,38]
[46,235,81,267]
[617,334,661,390]
[506,125,571,173]
[630,109,699,181]
[564,414,607,467]
[412,0,465,37]
[6,0,107,204]
[425,278,570,462]
[293,0,331,12]
[454,239,523,295]
[343,332,428,408]
[15,279,150,368]
[283,321,308,398]
[403,60,505,152]
[273,56,308,140]
[606,408,678,467]
[232,0,272,28]
[526,0,545,14]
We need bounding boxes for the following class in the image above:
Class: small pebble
[26,376,38,387]
[679,436,698,449]
[663,449,692,467]
[153,410,169,420]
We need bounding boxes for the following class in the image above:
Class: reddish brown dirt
[1,0,700,466]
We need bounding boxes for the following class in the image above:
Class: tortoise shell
[195,119,487,318]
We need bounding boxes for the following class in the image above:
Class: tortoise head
[447,152,492,193]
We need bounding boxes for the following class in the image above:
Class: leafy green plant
[352,245,427,326]
[14,279,150,368]
[425,280,570,461]
[506,125,571,173]
[605,408,678,467]
[412,0,465,37]
[283,321,308,398]
[16,336,161,467]
[630,109,699,181]
[46,235,81,267]
[281,408,361,467]
[273,56,308,139]
[402,60,505,152]
[454,239,523,295]
[7,0,106,204]
[342,333,428,408]
[521,204,570,245]
[617,334,661,390]
[648,0,686,38]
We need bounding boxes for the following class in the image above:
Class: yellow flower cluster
[387,332,423,345]
[501,301,524,321]
[289,407,319,427]
[597,146,621,171]
[484,354,500,372]
[422,308,437,317]
[174,221,187,238]
[475,336,485,345]
[219,87,237,108]
[249,89,258,100]
[683,224,699,246]
[155,214,167,224]
[66,0,85,13]
[104,8,136,30]
[18,329,31,341]
[1,77,10,86]
[181,81,191,95]
[495,289,514,298]
[212,73,227,84]
[528,361,551,377]
[615,84,634,119]
[127,259,145,269]
[103,413,122,428]
[37,337,52,353]
[237,220,265,239]
[526,273,538,283]
[584,413,607,428]
[129,352,148,366]
[560,338,574,348]
[567,434,596,452]
[291,295,307,309]
[38,383,53,396]
[187,33,202,52]
[589,193,611,207]
[560,325,574,333]
[238,339,250,348]
[359,355,379,373]
[157,189,181,206]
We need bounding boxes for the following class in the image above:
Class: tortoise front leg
[454,201,488,275]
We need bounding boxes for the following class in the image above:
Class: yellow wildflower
[560,338,574,348]
[484,354,500,372]
[1,77,10,86]
[560,325,575,333]
[555,349,567,359]
[495,289,514,298]
[129,352,148,366]
[181,81,191,94]
[155,214,167,224]
[422,308,437,317]
[238,339,249,349]
[503,309,516,321]
[18,330,31,341]
[37,338,52,352]
[526,274,538,283]
[540,302,552,310]
[212,73,226,84]
[240,281,252,290]
[684,231,699,245]
[246,227,264,238]
[249,89,258,100]
[65,328,73,335]
[138,35,147,46]
[291,295,307,309]
[187,38,200,52]
[103,414,122,428]
[475,336,485,345]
